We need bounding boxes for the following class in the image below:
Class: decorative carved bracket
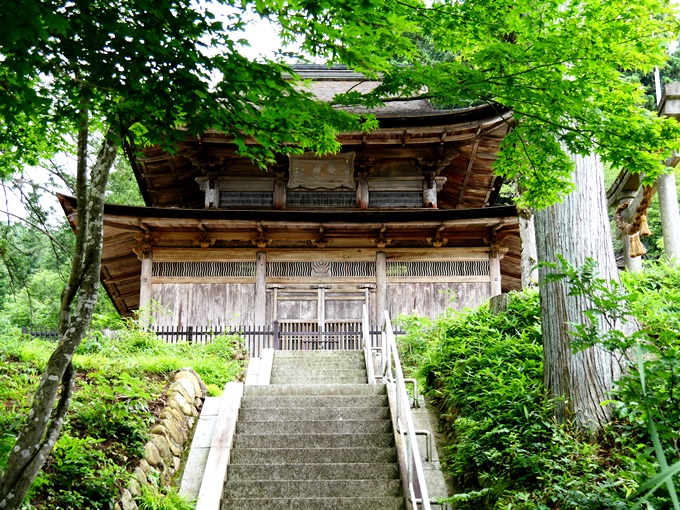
[416,146,458,176]
[483,232,510,259]
[133,233,159,259]
[183,148,227,173]
[371,224,392,248]
[426,225,448,248]
[310,226,330,248]
[251,222,273,248]
[193,233,217,249]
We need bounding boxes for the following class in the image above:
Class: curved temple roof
[128,66,513,212]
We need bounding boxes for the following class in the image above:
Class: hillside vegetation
[398,263,680,509]
[0,326,246,509]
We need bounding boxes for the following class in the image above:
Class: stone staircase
[221,350,406,510]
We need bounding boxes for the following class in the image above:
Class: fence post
[187,326,193,344]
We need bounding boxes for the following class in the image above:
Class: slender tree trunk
[535,149,622,432]
[658,172,680,266]
[519,207,538,287]
[0,123,118,509]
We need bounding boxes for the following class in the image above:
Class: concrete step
[224,479,403,498]
[230,447,397,464]
[244,384,386,397]
[232,433,395,449]
[238,406,390,422]
[270,367,367,376]
[270,374,367,385]
[272,363,366,373]
[235,419,393,435]
[274,350,364,359]
[221,496,406,510]
[227,462,400,481]
[240,395,388,408]
[272,357,365,366]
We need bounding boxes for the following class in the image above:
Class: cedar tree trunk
[535,149,623,431]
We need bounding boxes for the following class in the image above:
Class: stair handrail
[383,310,431,510]
[363,304,376,384]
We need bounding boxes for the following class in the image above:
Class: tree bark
[658,172,680,266]
[518,207,538,287]
[0,124,118,509]
[535,149,623,432]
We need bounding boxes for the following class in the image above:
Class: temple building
[59,66,522,349]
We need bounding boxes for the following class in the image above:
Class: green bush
[0,319,248,508]
[41,434,125,509]
[401,287,660,509]
[137,485,194,510]
[545,259,680,508]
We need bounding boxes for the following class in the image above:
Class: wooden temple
[59,66,522,344]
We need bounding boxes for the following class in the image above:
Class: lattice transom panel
[267,261,376,278]
[153,262,256,278]
[369,191,422,208]
[287,191,356,207]
[219,192,273,207]
[386,260,489,277]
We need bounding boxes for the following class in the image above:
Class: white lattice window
[385,260,489,277]
[267,261,376,278]
[153,262,256,278]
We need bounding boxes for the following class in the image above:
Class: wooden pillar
[656,83,680,266]
[317,286,327,333]
[273,172,286,210]
[138,250,153,329]
[658,172,680,266]
[375,251,387,327]
[254,251,267,328]
[617,196,643,272]
[423,173,437,208]
[519,209,538,286]
[489,249,502,297]
[357,176,369,209]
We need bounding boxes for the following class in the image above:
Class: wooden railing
[22,324,403,359]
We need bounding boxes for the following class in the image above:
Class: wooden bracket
[310,226,329,248]
[252,222,273,248]
[483,232,509,259]
[426,225,448,248]
[133,233,159,259]
[372,224,392,248]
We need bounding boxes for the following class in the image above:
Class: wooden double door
[267,284,373,350]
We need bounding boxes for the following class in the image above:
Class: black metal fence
[22,324,404,358]
[21,327,59,341]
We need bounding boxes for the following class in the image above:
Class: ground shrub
[0,323,247,509]
[398,272,678,509]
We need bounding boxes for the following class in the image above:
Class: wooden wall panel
[387,282,490,319]
[151,283,255,328]
[325,298,364,322]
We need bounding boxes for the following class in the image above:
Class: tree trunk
[518,207,538,287]
[658,172,680,266]
[0,124,118,509]
[535,149,622,432]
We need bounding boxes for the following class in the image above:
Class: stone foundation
[115,368,207,510]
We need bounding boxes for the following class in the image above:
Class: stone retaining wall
[116,368,207,510]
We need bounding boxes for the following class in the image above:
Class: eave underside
[129,106,512,211]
